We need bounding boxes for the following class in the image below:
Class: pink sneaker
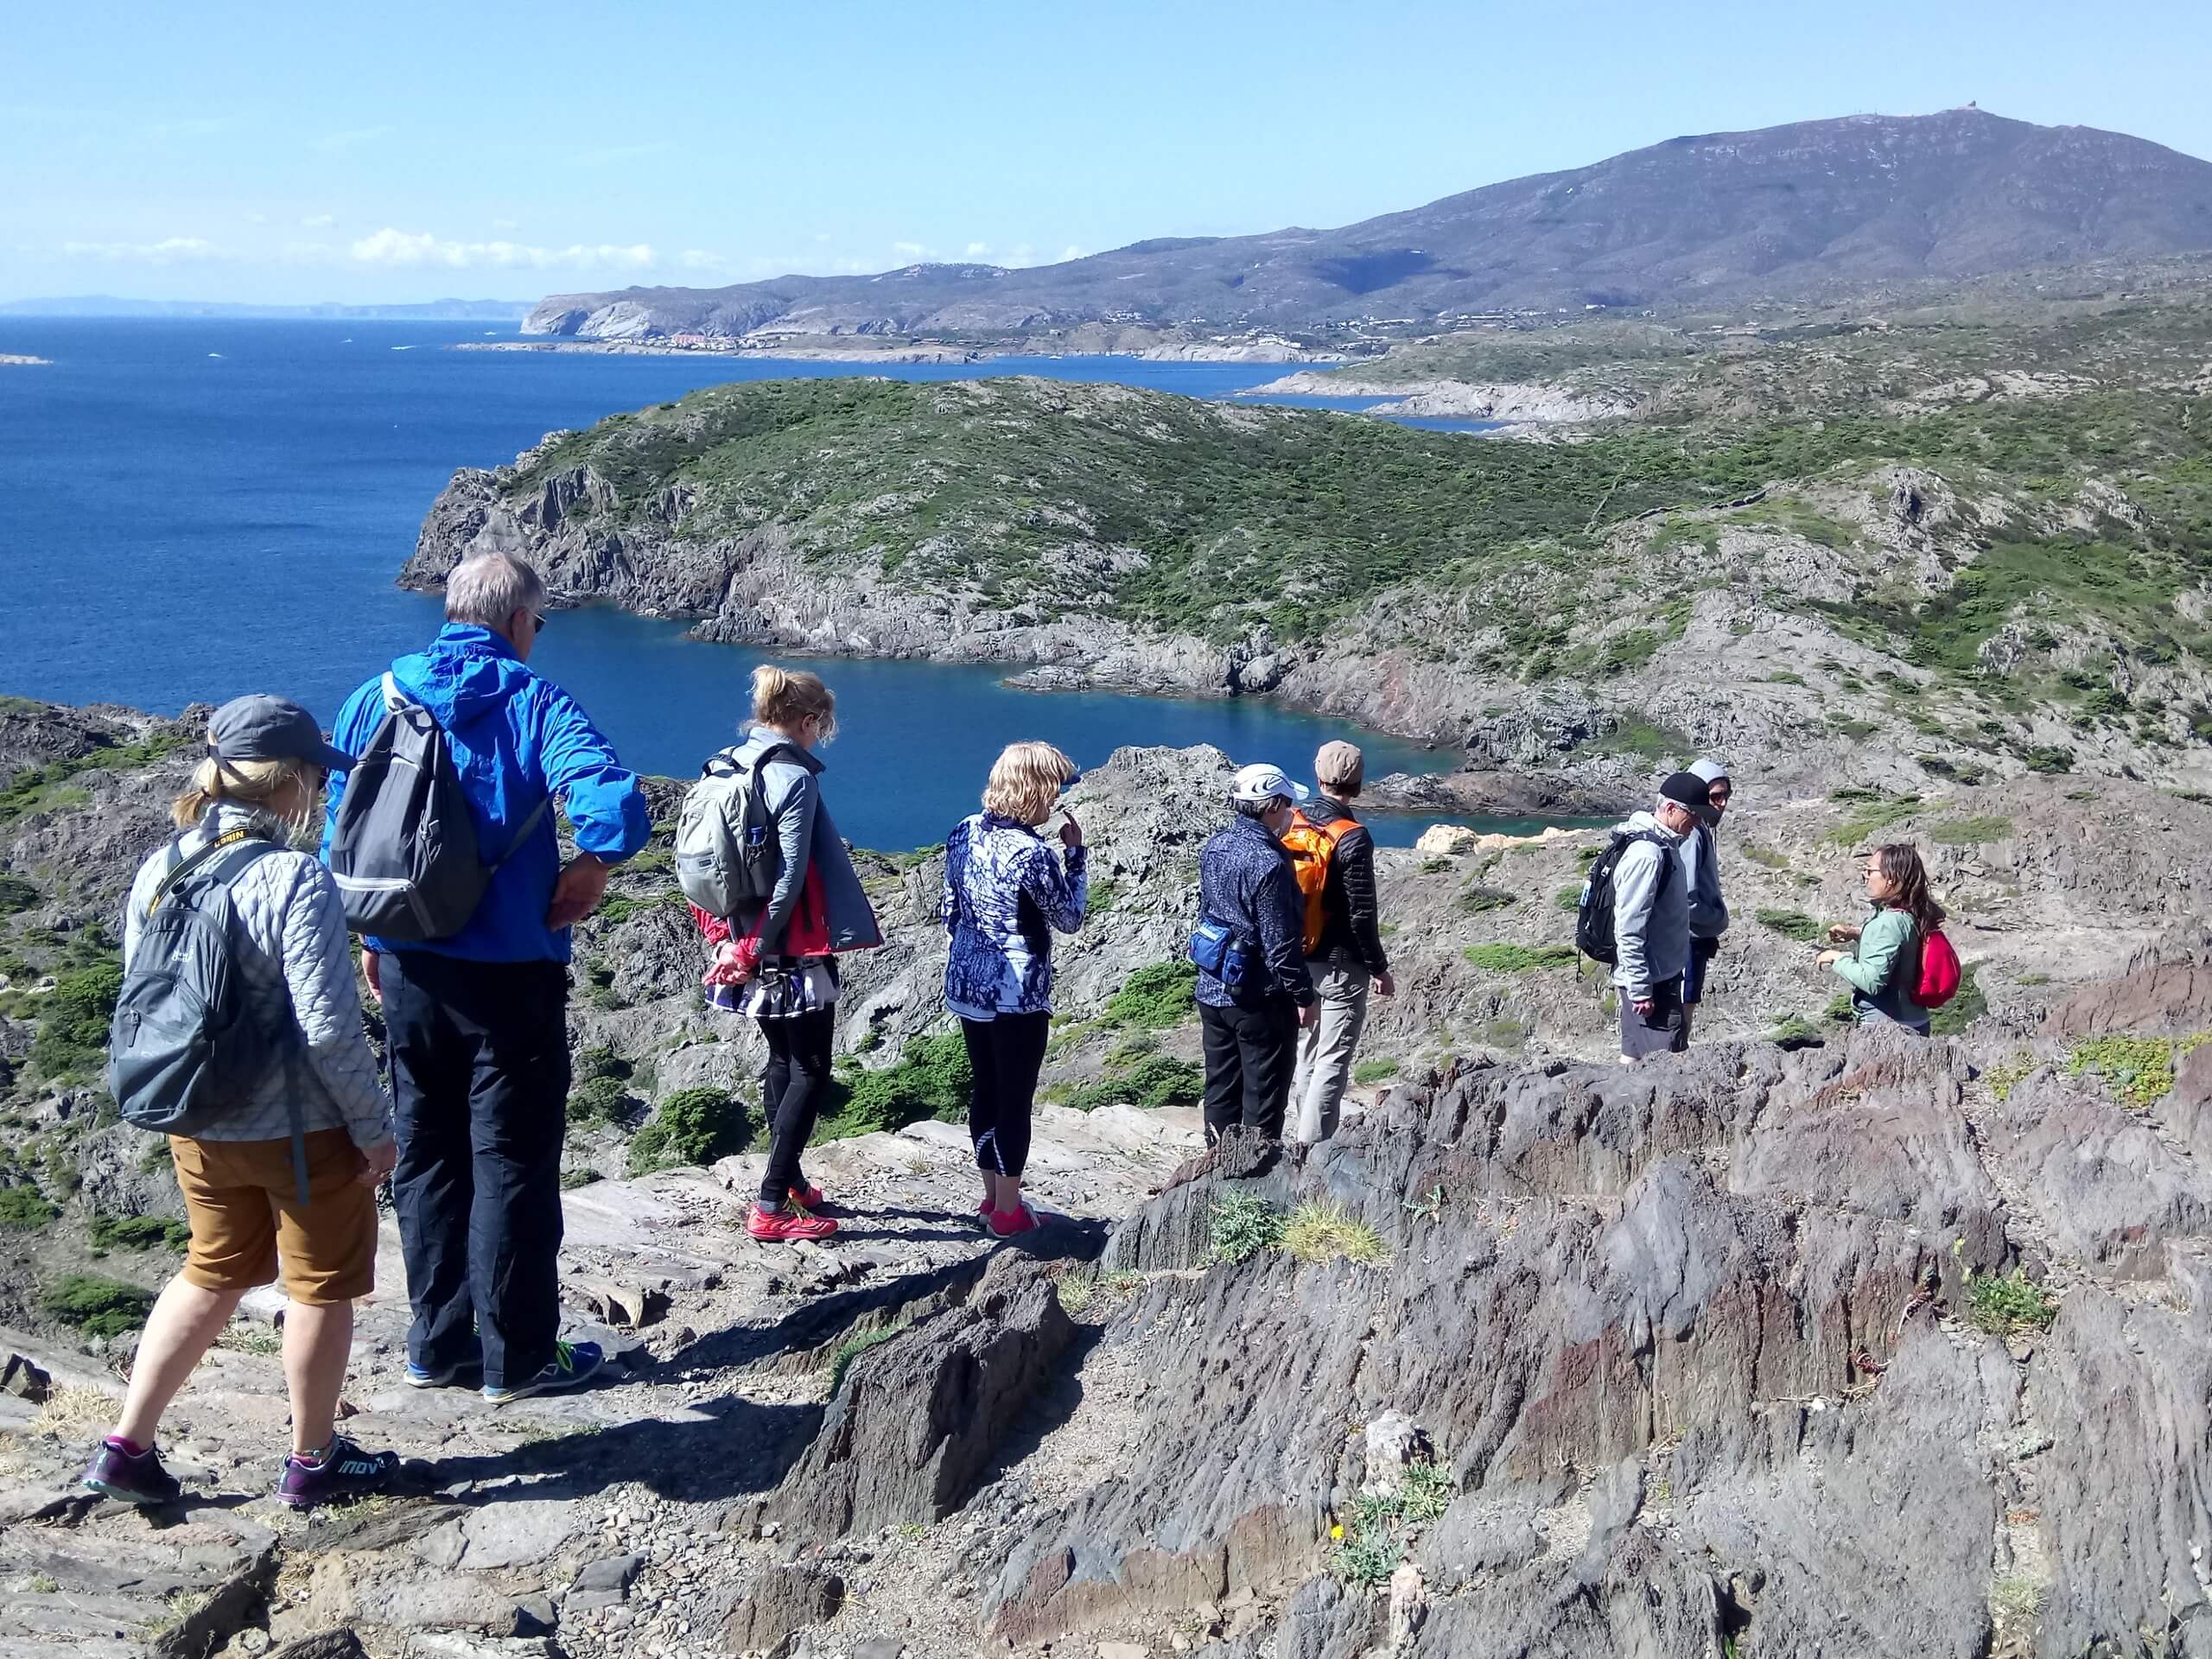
[749,1205,838,1242]
[988,1204,1040,1238]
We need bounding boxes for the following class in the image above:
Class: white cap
[1230,763,1311,805]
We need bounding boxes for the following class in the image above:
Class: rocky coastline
[0,353,51,366]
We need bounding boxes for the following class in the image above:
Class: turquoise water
[0,318,1522,848]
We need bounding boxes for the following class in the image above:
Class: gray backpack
[109,832,288,1126]
[676,743,797,918]
[327,674,546,940]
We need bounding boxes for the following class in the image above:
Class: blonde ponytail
[172,754,323,834]
[751,664,837,742]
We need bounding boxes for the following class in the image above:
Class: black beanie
[1659,771,1708,810]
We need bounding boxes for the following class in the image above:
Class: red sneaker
[988,1204,1040,1238]
[789,1183,826,1211]
[748,1205,838,1242]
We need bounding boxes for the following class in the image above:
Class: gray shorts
[1619,981,1688,1060]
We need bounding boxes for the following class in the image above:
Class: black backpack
[1574,830,1675,966]
[326,674,546,940]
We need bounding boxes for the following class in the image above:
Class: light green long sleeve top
[1830,905,1923,1024]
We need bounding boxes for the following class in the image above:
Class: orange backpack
[1279,810,1356,957]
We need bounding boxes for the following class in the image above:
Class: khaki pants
[1290,953,1371,1145]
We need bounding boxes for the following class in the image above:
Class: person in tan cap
[1281,742,1395,1143]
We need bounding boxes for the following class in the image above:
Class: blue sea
[0,318,1527,849]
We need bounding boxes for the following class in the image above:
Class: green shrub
[29,963,122,1081]
[1351,1058,1399,1084]
[1741,843,1789,870]
[1208,1191,1285,1265]
[43,1273,156,1338]
[0,1184,58,1230]
[1755,908,1824,944]
[1102,961,1199,1030]
[823,1031,972,1139]
[1829,793,1922,847]
[626,1087,753,1174]
[1066,1054,1204,1112]
[0,875,40,915]
[575,1045,632,1084]
[560,1166,603,1190]
[1457,885,1515,916]
[1966,1269,2056,1336]
[86,1213,188,1252]
[1461,944,1577,973]
[1929,816,2013,845]
[1553,884,1583,912]
[568,1073,639,1128]
[1085,878,1122,913]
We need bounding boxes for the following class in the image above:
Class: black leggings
[758,1008,836,1205]
[961,1013,1052,1181]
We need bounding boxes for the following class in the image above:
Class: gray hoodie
[1610,810,1690,998]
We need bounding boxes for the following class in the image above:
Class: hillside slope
[404,313,2212,791]
[524,110,2212,342]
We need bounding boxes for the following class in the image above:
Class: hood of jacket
[388,625,536,728]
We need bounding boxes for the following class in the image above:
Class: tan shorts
[170,1128,377,1306]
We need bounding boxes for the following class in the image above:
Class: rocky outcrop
[766,1260,1074,1538]
[1243,372,1637,423]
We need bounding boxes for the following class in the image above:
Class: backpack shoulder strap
[144,828,271,917]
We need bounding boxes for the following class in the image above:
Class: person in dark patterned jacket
[1195,763,1319,1144]
[942,742,1088,1237]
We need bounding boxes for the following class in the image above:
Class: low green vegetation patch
[1065,1055,1204,1112]
[1740,843,1790,870]
[1456,884,1516,916]
[0,732,191,828]
[1966,1269,2057,1337]
[1102,961,1198,1030]
[1279,1201,1388,1266]
[1983,1053,2035,1103]
[1332,1459,1456,1588]
[43,1273,156,1338]
[1462,943,1578,973]
[29,963,122,1083]
[1928,960,1987,1037]
[1754,908,1824,944]
[0,1184,59,1230]
[86,1213,189,1252]
[1929,816,2014,845]
[0,875,41,916]
[2065,1033,2209,1110]
[1829,791,1923,847]
[821,1030,971,1140]
[1207,1191,1286,1265]
[1351,1058,1399,1085]
[626,1087,753,1174]
[1553,884,1583,912]
[568,1073,641,1128]
[824,1321,907,1397]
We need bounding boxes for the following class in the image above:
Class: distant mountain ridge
[0,296,531,320]
[525,109,2212,341]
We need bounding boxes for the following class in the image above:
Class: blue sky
[4,0,2209,305]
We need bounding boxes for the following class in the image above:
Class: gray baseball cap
[207,696,353,772]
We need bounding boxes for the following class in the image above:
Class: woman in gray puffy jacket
[84,696,397,1513]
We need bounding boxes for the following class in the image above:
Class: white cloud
[892,240,928,260]
[301,213,336,228]
[316,125,391,152]
[60,236,214,264]
[964,241,991,257]
[1058,245,1086,263]
[348,227,657,270]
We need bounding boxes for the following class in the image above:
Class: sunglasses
[531,611,550,632]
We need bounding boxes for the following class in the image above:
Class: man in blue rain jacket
[324,552,649,1406]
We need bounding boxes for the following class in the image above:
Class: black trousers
[961,1012,1052,1181]
[385,951,569,1391]
[1199,998,1299,1144]
[758,1008,835,1205]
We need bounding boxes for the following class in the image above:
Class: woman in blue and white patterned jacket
[942,742,1087,1237]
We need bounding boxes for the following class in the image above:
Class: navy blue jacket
[1196,814,1315,1009]
[322,625,650,963]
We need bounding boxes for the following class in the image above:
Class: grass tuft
[1207,1191,1285,1265]
[1461,943,1578,973]
[1279,1201,1388,1266]
[1967,1269,2057,1336]
[824,1322,907,1398]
